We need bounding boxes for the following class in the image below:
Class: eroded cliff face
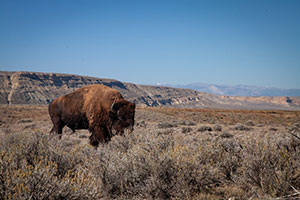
[1,71,299,110]
[0,71,127,105]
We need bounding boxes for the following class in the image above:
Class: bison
[48,84,136,147]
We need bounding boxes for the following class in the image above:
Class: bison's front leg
[89,126,111,147]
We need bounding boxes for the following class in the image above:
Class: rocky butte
[1,71,300,110]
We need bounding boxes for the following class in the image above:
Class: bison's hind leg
[51,119,65,139]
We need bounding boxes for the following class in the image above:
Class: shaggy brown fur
[48,84,135,147]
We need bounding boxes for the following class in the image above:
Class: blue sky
[1,0,300,89]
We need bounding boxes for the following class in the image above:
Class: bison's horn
[110,99,117,114]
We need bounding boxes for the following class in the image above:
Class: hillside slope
[1,71,300,110]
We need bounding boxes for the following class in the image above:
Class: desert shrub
[213,124,222,131]
[293,123,300,128]
[241,136,300,197]
[18,119,33,123]
[1,126,300,199]
[182,127,193,133]
[218,139,243,185]
[245,120,255,126]
[158,129,175,135]
[197,125,213,132]
[220,131,234,139]
[234,123,251,131]
[0,119,5,126]
[0,132,102,199]
[269,127,278,131]
[79,134,89,138]
[136,120,147,128]
[97,133,223,199]
[290,125,300,134]
[178,120,196,126]
[158,122,178,129]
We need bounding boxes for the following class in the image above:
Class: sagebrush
[1,126,300,199]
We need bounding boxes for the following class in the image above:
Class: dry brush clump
[197,125,213,132]
[234,123,252,131]
[1,126,300,199]
[240,135,300,198]
[97,133,223,199]
[157,122,178,129]
[96,129,300,199]
[0,132,102,200]
[182,126,193,133]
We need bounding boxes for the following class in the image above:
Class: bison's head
[109,99,136,135]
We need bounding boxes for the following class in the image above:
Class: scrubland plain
[1,105,300,199]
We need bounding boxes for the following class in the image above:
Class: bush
[182,127,193,133]
[245,120,255,126]
[197,125,213,132]
[178,120,196,126]
[241,137,300,197]
[234,123,251,131]
[136,120,147,128]
[1,127,300,199]
[158,122,178,129]
[213,124,222,131]
[269,127,278,131]
[220,131,233,139]
[98,133,222,199]
[0,132,101,199]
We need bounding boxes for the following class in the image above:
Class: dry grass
[144,107,300,126]
[1,105,300,199]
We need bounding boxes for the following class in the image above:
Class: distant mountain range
[159,82,300,97]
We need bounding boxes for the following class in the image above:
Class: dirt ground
[1,104,300,199]
[1,104,299,143]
